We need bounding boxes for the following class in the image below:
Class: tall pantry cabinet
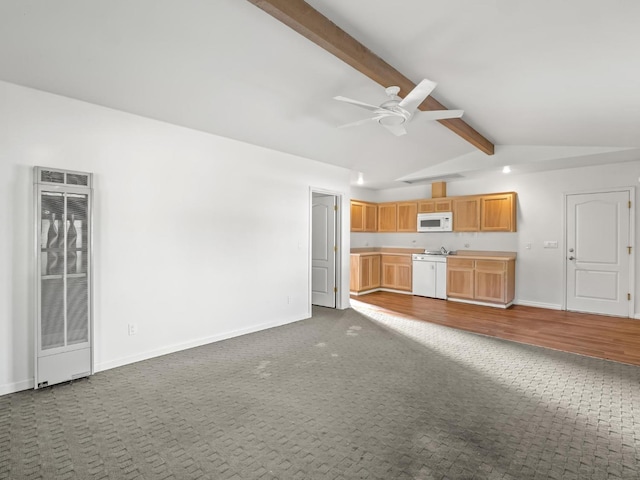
[34,167,93,388]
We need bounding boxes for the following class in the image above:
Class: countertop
[350,248,517,260]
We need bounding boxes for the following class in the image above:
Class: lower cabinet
[381,254,412,291]
[447,257,515,307]
[350,254,381,293]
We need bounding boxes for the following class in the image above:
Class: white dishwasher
[412,254,447,299]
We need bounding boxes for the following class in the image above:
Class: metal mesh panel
[67,277,88,344]
[40,169,65,184]
[40,192,66,350]
[41,278,65,349]
[66,173,89,186]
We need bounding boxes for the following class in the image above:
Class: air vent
[402,173,464,185]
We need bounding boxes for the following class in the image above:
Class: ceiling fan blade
[338,117,377,129]
[382,123,407,136]
[398,79,437,113]
[334,96,381,112]
[415,109,464,121]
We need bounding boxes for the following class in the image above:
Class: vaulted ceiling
[1,0,639,189]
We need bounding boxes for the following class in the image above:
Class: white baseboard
[0,378,34,396]
[514,300,563,310]
[448,297,512,309]
[96,314,307,373]
[1,315,309,397]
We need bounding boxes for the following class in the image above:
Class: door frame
[309,187,344,312]
[562,186,635,317]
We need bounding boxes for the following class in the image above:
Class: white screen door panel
[312,195,336,308]
[566,191,630,316]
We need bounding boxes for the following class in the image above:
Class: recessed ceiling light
[502,165,511,173]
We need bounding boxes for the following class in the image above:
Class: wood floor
[351,291,640,367]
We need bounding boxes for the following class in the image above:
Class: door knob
[569,256,575,260]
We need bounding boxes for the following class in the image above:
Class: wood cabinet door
[447,258,475,299]
[381,262,396,288]
[350,201,364,232]
[396,264,412,291]
[350,255,359,291]
[418,201,435,213]
[378,203,397,232]
[474,260,506,302]
[480,193,516,232]
[364,203,377,232]
[453,197,480,232]
[370,255,381,288]
[435,199,453,212]
[397,202,417,232]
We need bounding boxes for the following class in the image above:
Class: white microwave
[417,212,453,232]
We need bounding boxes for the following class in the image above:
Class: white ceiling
[1,0,639,189]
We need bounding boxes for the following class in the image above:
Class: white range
[412,253,448,299]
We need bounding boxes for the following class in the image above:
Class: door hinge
[333,287,337,293]
[334,205,338,211]
[629,246,632,254]
[629,200,632,208]
[334,245,338,252]
[628,293,631,301]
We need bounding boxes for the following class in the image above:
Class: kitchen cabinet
[397,202,418,232]
[377,203,398,232]
[447,256,516,307]
[350,254,381,293]
[34,166,94,388]
[452,197,481,232]
[350,200,377,232]
[446,258,475,299]
[480,193,517,232]
[418,199,452,214]
[453,192,517,232]
[381,254,412,291]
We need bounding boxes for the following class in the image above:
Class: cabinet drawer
[447,258,474,269]
[475,260,506,271]
[381,255,412,266]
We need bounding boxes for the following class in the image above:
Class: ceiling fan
[334,79,464,136]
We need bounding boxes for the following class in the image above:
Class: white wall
[352,163,640,311]
[0,81,352,395]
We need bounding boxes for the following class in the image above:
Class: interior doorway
[565,189,634,317]
[311,191,339,308]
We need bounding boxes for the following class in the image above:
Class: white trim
[0,378,35,396]
[514,300,563,310]
[633,313,640,320]
[563,187,635,317]
[309,187,347,311]
[350,287,414,296]
[96,314,308,373]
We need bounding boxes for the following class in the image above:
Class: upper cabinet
[351,200,377,232]
[397,202,418,232]
[453,192,517,232]
[480,193,517,232]
[351,191,517,233]
[377,203,398,232]
[418,198,452,213]
[452,197,481,232]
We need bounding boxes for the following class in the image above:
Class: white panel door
[566,191,631,316]
[312,194,336,307]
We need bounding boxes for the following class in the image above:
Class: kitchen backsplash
[351,231,519,252]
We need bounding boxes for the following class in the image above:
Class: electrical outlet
[287,295,291,304]
[128,323,138,336]
[543,241,558,249]
[525,243,532,250]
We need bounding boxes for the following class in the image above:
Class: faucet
[440,246,449,255]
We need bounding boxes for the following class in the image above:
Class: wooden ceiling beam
[247,0,494,155]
